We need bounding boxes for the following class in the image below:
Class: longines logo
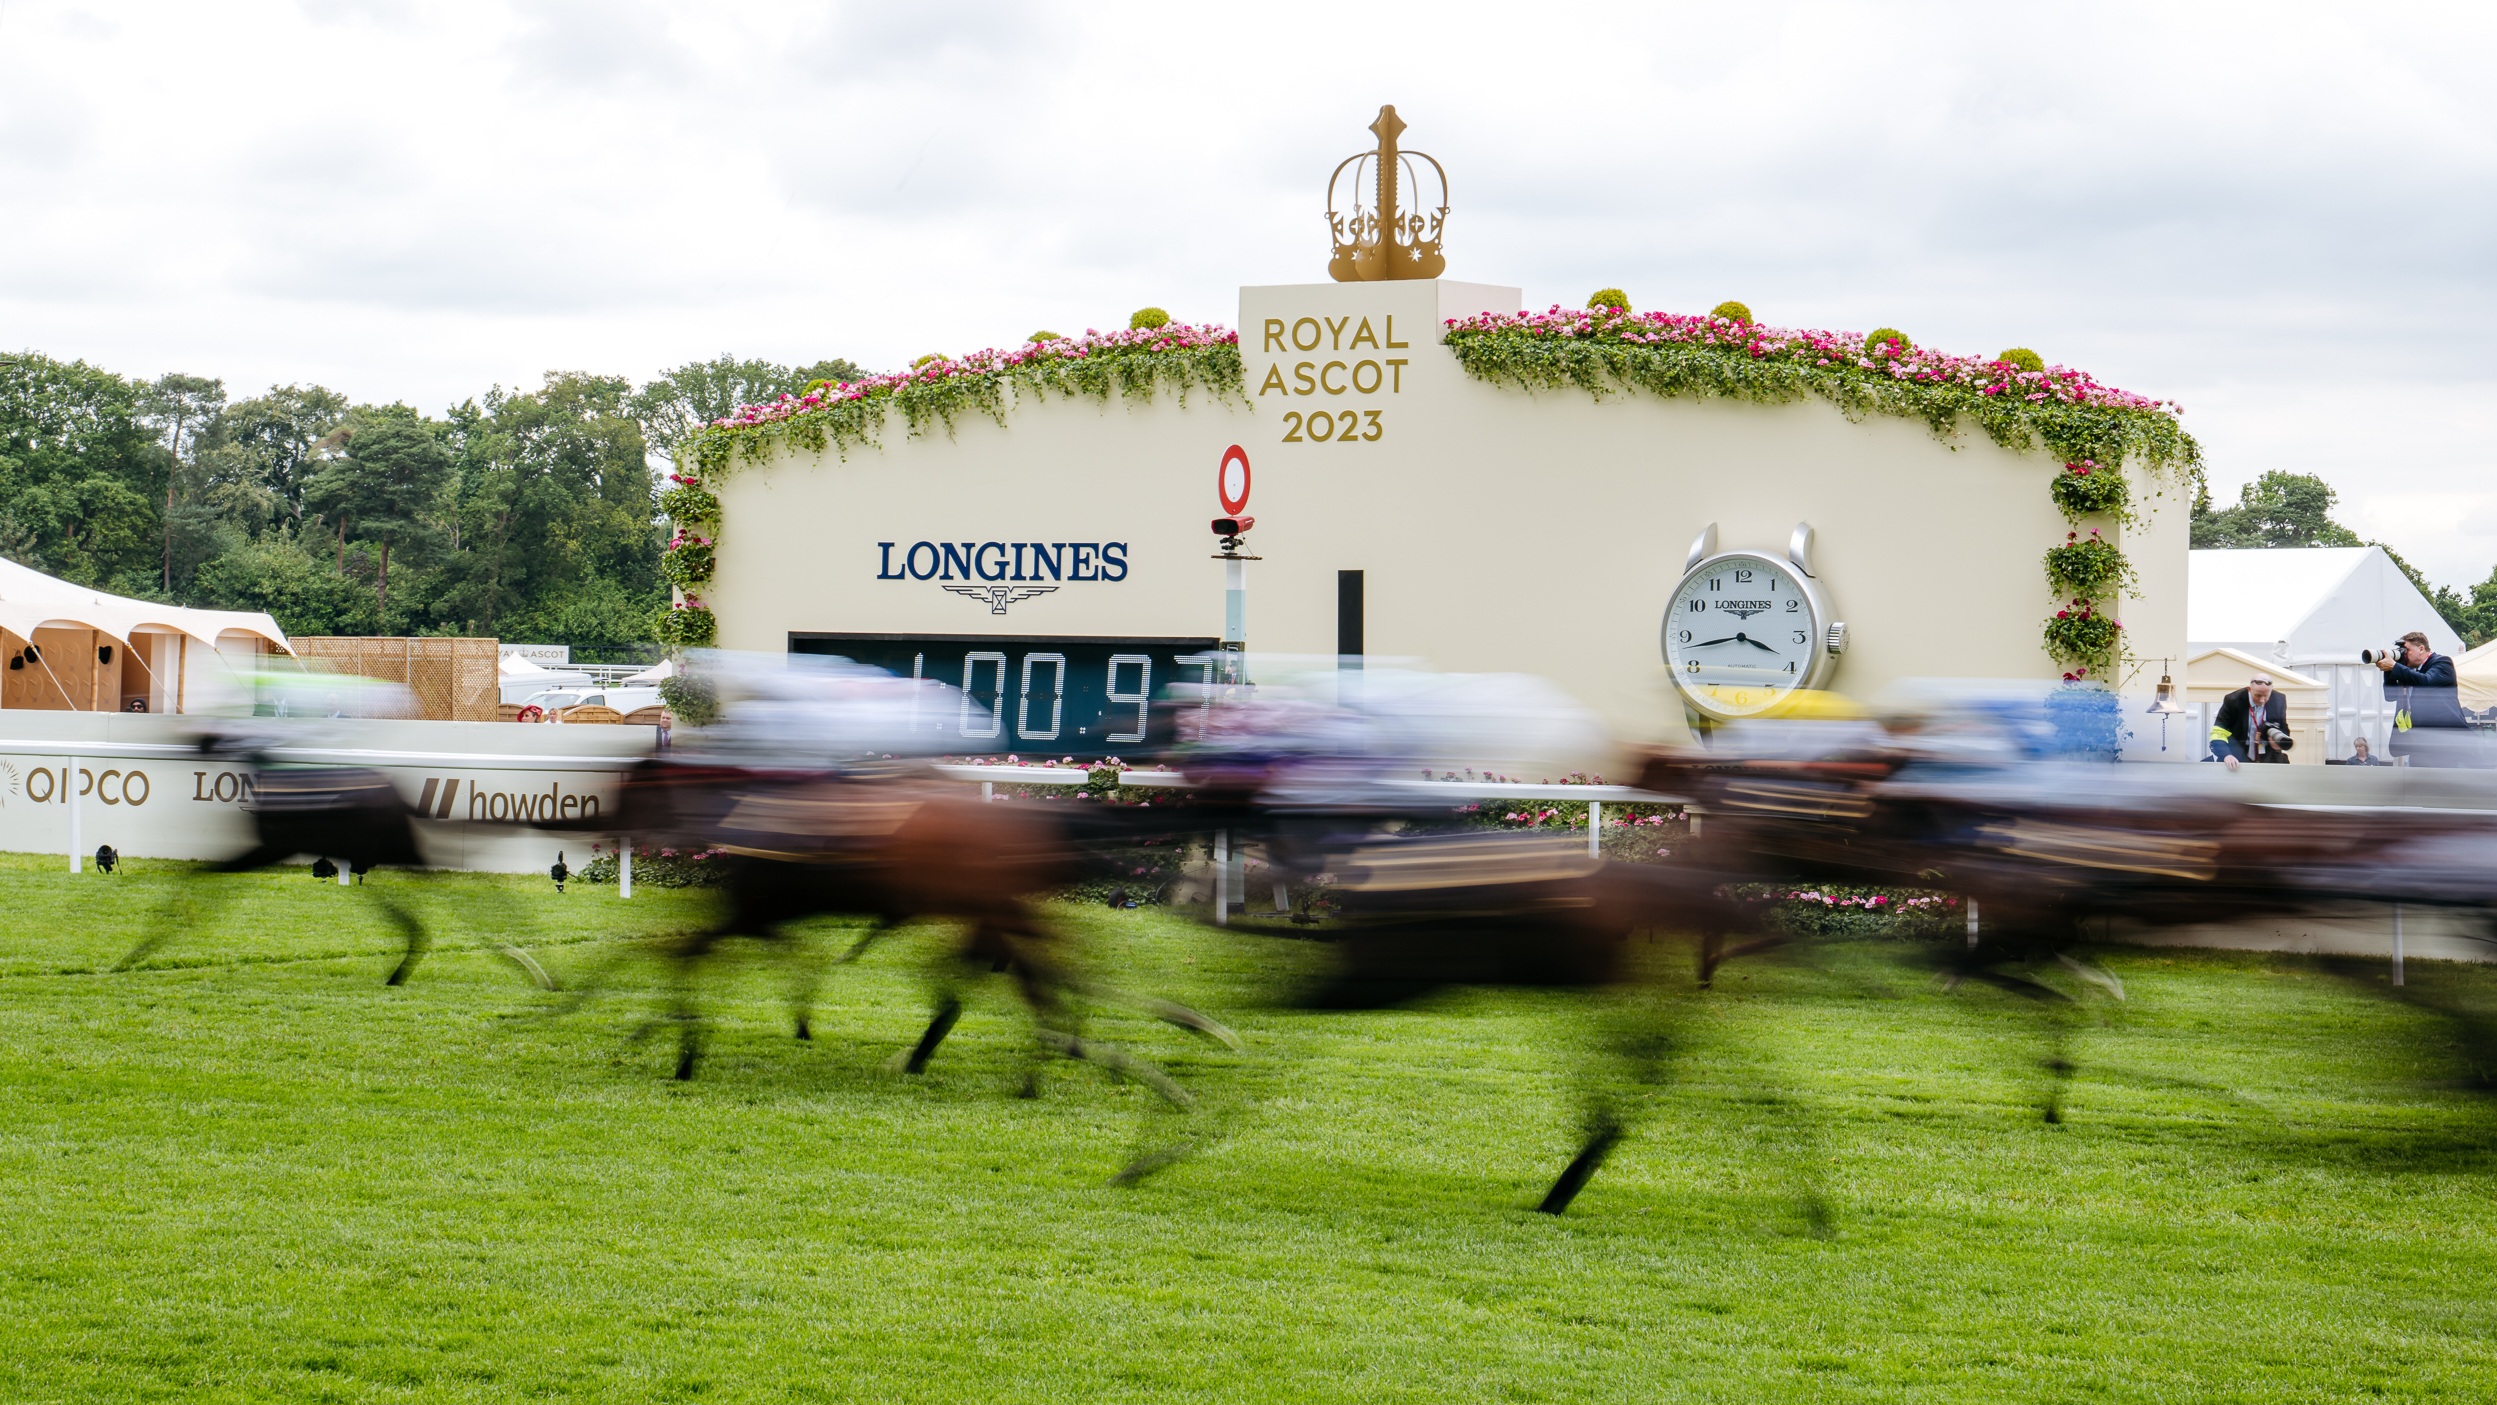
[877,540,1128,615]
[1716,599,1774,620]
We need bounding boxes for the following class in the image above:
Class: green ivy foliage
[684,341,1243,476]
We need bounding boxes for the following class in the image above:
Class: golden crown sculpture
[1326,105,1448,282]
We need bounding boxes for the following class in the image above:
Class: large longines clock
[1663,522,1848,720]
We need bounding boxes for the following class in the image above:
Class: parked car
[514,686,663,719]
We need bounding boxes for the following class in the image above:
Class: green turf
[3,850,2496,1403]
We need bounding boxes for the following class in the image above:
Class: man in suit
[2376,630,2476,768]
[2209,674,2290,771]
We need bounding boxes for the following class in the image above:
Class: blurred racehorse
[114,740,550,988]
[562,761,1240,1138]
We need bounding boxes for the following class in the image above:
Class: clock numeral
[1707,577,1722,592]
[1792,631,1808,644]
[1677,630,1692,643]
[1785,661,1797,673]
[1785,599,1799,612]
[1687,599,1704,613]
[1768,578,1777,591]
[1684,660,1700,674]
[1733,568,1753,583]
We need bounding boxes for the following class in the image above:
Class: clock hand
[1690,635,1738,647]
[1734,632,1780,653]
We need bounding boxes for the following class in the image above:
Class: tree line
[0,352,861,655]
[7,348,2489,654]
[2192,470,2497,647]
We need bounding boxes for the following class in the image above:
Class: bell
[2145,669,2184,716]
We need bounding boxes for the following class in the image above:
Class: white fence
[0,712,650,874]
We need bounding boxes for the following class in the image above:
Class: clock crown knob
[1826,622,1849,656]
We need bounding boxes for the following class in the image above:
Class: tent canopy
[0,554,290,653]
[2458,638,2497,710]
[2188,547,2462,665]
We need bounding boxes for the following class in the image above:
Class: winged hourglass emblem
[942,584,1059,616]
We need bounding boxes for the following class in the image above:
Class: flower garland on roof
[660,324,1243,658]
[1445,305,2199,688]
[682,323,1244,478]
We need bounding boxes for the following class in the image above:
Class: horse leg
[798,917,897,1041]
[371,885,429,987]
[112,847,281,971]
[1537,1114,1623,1215]
[664,927,727,1080]
[899,994,963,1075]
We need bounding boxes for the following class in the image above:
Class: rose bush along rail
[675,302,2192,683]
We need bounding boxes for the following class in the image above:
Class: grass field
[6,851,2497,1402]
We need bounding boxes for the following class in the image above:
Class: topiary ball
[1996,347,2045,374]
[1586,288,1630,313]
[1710,300,1752,324]
[1129,307,1170,330]
[1863,327,1912,356]
[911,353,943,369]
[1027,330,1063,344]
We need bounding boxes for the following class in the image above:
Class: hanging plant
[660,533,715,590]
[2042,599,2122,672]
[2043,530,2135,598]
[654,600,717,649]
[659,477,720,529]
[2048,458,2130,521]
[656,671,719,727]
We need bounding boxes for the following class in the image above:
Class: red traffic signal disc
[1217,444,1251,515]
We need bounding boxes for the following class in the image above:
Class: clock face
[1663,552,1825,718]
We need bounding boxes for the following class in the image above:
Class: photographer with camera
[2372,631,2472,767]
[2208,673,2292,771]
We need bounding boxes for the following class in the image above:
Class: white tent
[2187,547,2463,664]
[497,650,593,704]
[620,658,675,684]
[2189,547,2466,758]
[0,555,289,713]
[2459,637,2497,711]
[0,555,289,655]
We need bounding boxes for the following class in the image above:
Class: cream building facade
[706,278,2190,760]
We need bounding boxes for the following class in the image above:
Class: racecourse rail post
[1587,799,1602,858]
[620,837,633,899]
[1966,898,1981,949]
[2392,902,2405,987]
[1213,829,1229,927]
[67,756,81,873]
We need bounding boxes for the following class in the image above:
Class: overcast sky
[5,1,2494,584]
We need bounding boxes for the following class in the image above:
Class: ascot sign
[876,539,1131,615]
